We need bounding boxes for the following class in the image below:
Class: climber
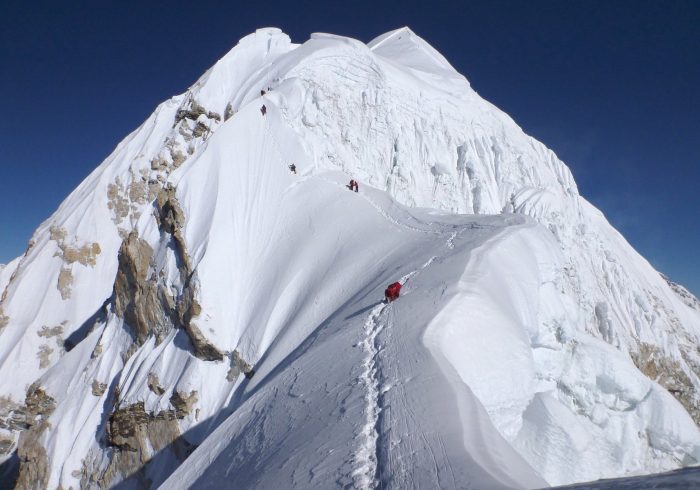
[354,180,359,193]
[260,104,267,116]
[289,163,297,174]
[385,282,402,303]
[261,89,266,96]
[348,179,355,191]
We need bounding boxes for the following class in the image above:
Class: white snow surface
[0,27,699,489]
[554,465,700,489]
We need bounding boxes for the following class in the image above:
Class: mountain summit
[1,27,699,489]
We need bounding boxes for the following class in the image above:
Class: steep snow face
[162,208,549,490]
[1,26,699,489]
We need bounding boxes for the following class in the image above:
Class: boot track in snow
[352,302,387,489]
[351,242,447,489]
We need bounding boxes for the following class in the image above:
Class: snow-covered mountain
[1,27,700,489]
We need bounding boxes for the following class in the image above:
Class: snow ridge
[353,243,452,489]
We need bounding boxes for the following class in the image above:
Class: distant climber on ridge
[348,179,359,192]
[289,163,296,174]
[261,104,267,116]
[261,89,266,96]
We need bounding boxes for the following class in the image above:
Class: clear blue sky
[1,1,698,295]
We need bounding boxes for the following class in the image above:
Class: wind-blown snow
[1,26,699,489]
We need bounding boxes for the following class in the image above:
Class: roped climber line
[316,175,442,237]
[261,102,296,174]
[259,102,460,239]
[262,105,436,236]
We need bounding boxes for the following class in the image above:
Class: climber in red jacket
[385,282,402,303]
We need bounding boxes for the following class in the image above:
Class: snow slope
[1,27,699,489]
[555,465,700,489]
[162,206,546,490]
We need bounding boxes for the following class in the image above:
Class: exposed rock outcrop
[632,343,700,425]
[15,432,48,490]
[50,226,101,301]
[170,391,198,419]
[23,386,55,427]
[174,99,221,125]
[113,232,163,344]
[89,406,182,488]
[170,148,186,168]
[224,102,234,121]
[62,243,101,267]
[177,295,223,362]
[48,226,66,243]
[37,325,63,339]
[178,124,193,143]
[0,394,28,471]
[88,390,199,487]
[120,342,139,365]
[154,187,224,361]
[50,226,101,267]
[110,190,224,361]
[108,402,175,452]
[37,324,65,349]
[147,373,165,396]
[128,180,150,207]
[155,186,189,269]
[107,179,131,225]
[57,267,73,300]
[663,273,700,310]
[91,380,107,397]
[0,307,8,332]
[36,345,54,369]
[15,384,55,490]
[150,155,169,172]
[226,350,255,382]
[0,397,28,433]
[106,168,158,228]
[91,342,103,359]
[0,434,13,456]
[193,121,209,139]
